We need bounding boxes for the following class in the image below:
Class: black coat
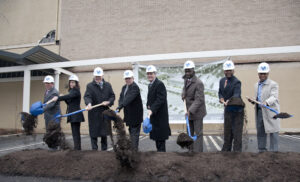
[118,82,143,127]
[58,88,85,123]
[84,79,115,137]
[147,78,171,141]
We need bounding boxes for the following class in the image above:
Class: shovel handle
[183,100,188,114]
[246,96,279,114]
[56,102,106,118]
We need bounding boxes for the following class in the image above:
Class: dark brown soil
[227,97,245,107]
[284,132,300,135]
[20,112,38,135]
[102,109,137,168]
[177,133,194,149]
[43,121,69,149]
[0,149,300,182]
[273,112,292,119]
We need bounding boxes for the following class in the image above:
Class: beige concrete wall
[60,0,300,61]
[0,0,58,46]
[0,62,299,134]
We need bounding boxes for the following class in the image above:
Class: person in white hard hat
[84,67,115,151]
[116,70,143,151]
[146,65,171,152]
[218,60,244,152]
[247,62,280,152]
[182,60,207,152]
[53,75,85,150]
[43,75,61,150]
[43,75,60,127]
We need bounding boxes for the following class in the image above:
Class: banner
[138,60,225,123]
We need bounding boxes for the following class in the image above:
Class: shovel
[54,102,106,119]
[246,96,293,119]
[176,100,196,149]
[142,113,152,134]
[30,99,57,116]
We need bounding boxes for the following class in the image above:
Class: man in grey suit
[43,75,61,129]
[182,60,207,152]
[248,62,280,152]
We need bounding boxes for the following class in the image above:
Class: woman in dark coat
[54,75,84,150]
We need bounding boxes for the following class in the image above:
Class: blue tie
[257,82,264,102]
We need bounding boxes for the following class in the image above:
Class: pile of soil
[0,149,300,181]
[103,109,137,168]
[43,121,69,149]
[20,112,38,135]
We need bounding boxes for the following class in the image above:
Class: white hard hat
[43,75,54,83]
[69,75,79,81]
[223,60,235,70]
[257,62,270,73]
[93,67,104,76]
[184,60,195,69]
[123,70,134,78]
[146,65,157,73]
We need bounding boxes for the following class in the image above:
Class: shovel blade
[273,112,293,119]
[177,133,194,149]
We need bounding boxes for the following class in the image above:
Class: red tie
[224,79,228,88]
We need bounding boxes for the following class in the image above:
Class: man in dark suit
[218,60,244,152]
[116,70,143,151]
[43,75,60,129]
[146,65,171,152]
[84,67,115,151]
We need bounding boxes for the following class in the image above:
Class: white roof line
[0,45,300,73]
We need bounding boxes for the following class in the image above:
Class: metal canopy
[0,46,69,78]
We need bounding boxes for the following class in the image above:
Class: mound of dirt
[0,149,300,182]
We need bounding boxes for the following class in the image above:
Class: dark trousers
[71,122,81,150]
[129,124,141,151]
[155,140,166,152]
[222,111,244,152]
[188,118,204,152]
[91,136,107,151]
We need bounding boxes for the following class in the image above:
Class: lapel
[185,75,196,89]
[124,83,132,97]
[148,78,158,96]
[261,79,270,101]
[255,79,270,100]
[44,87,54,102]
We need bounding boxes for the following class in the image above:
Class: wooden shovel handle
[91,102,106,109]
[246,96,261,105]
[183,100,188,113]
